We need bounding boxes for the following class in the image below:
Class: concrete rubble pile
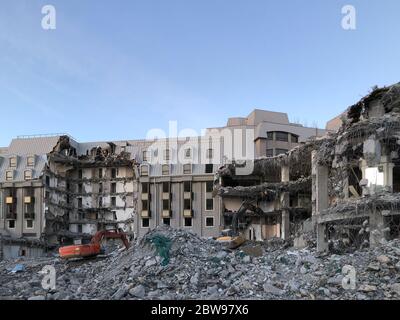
[1,226,400,300]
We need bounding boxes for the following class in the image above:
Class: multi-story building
[0,109,326,259]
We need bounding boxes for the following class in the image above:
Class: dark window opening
[111,183,117,193]
[206,198,214,210]
[163,199,169,210]
[291,134,299,143]
[393,166,400,193]
[184,199,191,210]
[163,182,170,193]
[349,167,363,196]
[142,218,150,228]
[206,217,214,227]
[184,181,191,192]
[266,132,273,140]
[184,218,192,227]
[142,182,149,193]
[206,181,213,193]
[275,131,289,142]
[163,218,170,226]
[266,149,274,157]
[205,164,213,173]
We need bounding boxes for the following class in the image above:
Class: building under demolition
[0,109,323,259]
[216,83,400,253]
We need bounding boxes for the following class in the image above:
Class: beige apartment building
[0,109,326,259]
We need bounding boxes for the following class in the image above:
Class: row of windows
[6,219,34,229]
[77,168,119,179]
[4,169,33,181]
[141,216,215,228]
[141,164,213,176]
[141,181,213,194]
[6,156,36,168]
[266,131,299,143]
[143,148,214,162]
[141,197,214,211]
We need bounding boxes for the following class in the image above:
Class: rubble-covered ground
[1,226,400,300]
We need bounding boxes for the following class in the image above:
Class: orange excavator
[59,229,130,259]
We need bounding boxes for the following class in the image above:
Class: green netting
[147,234,172,266]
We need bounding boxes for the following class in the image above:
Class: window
[9,157,17,168]
[24,170,32,181]
[291,134,299,143]
[266,149,274,157]
[142,218,150,228]
[142,182,149,193]
[205,217,214,227]
[111,197,116,207]
[143,150,149,162]
[98,168,103,178]
[163,199,169,210]
[78,198,82,208]
[275,131,289,142]
[98,183,103,193]
[99,197,103,207]
[185,148,191,158]
[275,148,288,156]
[45,176,50,186]
[26,220,34,229]
[205,164,213,174]
[140,165,149,176]
[142,200,148,210]
[163,218,170,226]
[184,199,191,210]
[266,132,274,140]
[206,149,213,159]
[183,164,192,174]
[8,220,15,229]
[77,224,83,233]
[111,168,118,178]
[206,181,213,193]
[184,218,192,227]
[78,170,83,179]
[27,156,35,167]
[111,183,117,193]
[164,149,170,161]
[112,211,117,221]
[206,198,214,210]
[163,182,170,193]
[184,181,191,192]
[78,183,83,194]
[162,164,170,175]
[6,171,13,181]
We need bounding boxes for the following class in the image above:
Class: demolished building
[216,83,400,253]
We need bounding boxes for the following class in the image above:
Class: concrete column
[312,151,330,252]
[317,223,329,252]
[0,235,3,261]
[281,165,290,240]
[369,208,387,248]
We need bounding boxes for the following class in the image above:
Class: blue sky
[0,0,399,146]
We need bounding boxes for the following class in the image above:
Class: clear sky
[0,0,399,146]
